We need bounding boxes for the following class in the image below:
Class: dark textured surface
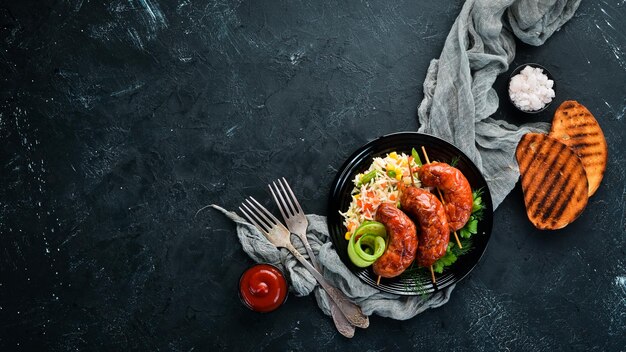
[1,0,625,350]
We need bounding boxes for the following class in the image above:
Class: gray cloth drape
[217,0,581,321]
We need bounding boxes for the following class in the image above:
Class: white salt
[509,66,555,112]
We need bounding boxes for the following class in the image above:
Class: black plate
[327,132,493,295]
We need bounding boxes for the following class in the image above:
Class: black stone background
[1,0,625,350]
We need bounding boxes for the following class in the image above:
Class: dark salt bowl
[508,63,556,114]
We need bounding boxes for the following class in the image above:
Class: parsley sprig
[449,156,460,168]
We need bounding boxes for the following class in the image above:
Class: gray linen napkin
[216,0,581,321]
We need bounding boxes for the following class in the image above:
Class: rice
[340,151,420,237]
[509,65,555,112]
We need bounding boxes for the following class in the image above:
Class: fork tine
[248,197,283,226]
[269,182,290,220]
[238,205,259,229]
[277,178,297,215]
[239,203,270,234]
[280,177,303,214]
[242,199,271,230]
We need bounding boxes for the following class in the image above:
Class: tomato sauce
[239,264,288,313]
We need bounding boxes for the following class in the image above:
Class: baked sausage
[399,184,449,267]
[372,203,418,278]
[418,162,472,231]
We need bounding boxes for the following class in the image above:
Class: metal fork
[269,178,357,337]
[239,197,369,329]
[268,178,318,269]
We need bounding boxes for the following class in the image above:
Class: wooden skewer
[407,156,416,187]
[430,265,436,284]
[376,275,381,285]
[420,146,462,250]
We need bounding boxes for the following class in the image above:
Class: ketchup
[239,264,288,313]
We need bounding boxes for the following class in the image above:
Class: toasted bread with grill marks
[515,133,588,230]
[549,100,607,196]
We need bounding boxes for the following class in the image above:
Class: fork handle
[285,243,369,329]
[297,233,320,271]
[293,233,356,337]
[331,300,356,337]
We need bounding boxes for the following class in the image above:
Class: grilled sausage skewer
[405,159,442,284]
[374,148,471,285]
[420,146,464,249]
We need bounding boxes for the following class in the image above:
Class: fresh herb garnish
[451,237,474,256]
[449,156,460,168]
[432,243,458,273]
[471,188,484,221]
[459,188,484,238]
[459,216,478,238]
[400,263,430,297]
[431,238,474,274]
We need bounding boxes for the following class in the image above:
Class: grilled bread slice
[549,100,607,196]
[516,133,588,230]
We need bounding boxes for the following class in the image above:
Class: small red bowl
[239,263,289,313]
